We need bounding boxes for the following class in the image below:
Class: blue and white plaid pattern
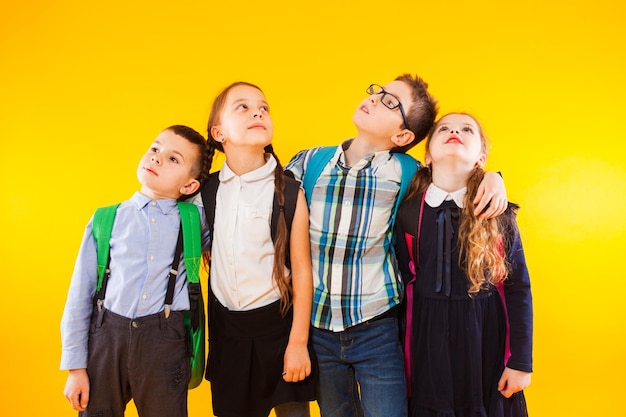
[286,143,407,331]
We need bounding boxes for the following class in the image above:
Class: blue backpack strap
[302,146,337,205]
[391,152,420,222]
[92,203,121,296]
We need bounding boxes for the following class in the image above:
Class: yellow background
[1,1,624,416]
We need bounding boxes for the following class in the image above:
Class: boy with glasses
[285,74,507,417]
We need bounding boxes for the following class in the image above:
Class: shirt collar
[424,183,467,208]
[339,138,392,169]
[219,153,277,183]
[131,191,179,213]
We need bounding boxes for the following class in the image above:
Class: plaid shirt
[286,141,412,331]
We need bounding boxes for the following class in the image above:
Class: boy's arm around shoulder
[474,171,508,219]
[282,188,313,383]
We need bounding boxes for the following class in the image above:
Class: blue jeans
[312,317,407,417]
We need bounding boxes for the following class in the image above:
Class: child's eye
[169,156,179,164]
[150,147,159,153]
[237,104,248,110]
[260,105,269,112]
[438,126,449,132]
[383,98,395,107]
[462,127,474,133]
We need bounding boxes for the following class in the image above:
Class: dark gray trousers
[80,308,190,417]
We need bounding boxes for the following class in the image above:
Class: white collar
[219,154,277,183]
[424,183,467,208]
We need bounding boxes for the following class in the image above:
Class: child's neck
[345,133,390,167]
[139,189,180,200]
[225,151,267,176]
[431,163,472,193]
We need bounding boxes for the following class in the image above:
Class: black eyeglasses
[366,84,411,131]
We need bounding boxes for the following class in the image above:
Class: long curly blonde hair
[403,113,515,294]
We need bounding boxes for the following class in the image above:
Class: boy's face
[137,130,200,200]
[426,113,486,169]
[352,80,413,141]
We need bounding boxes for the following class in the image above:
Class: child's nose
[150,155,161,164]
[252,111,263,119]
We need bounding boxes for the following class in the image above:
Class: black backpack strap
[163,227,184,318]
[271,174,301,268]
[201,172,220,251]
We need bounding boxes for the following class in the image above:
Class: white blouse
[210,155,285,310]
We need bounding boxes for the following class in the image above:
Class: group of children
[61,73,533,417]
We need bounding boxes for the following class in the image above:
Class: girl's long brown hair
[403,113,514,294]
[206,82,292,315]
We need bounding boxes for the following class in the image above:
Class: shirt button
[151,201,157,206]
[142,294,147,300]
[132,321,139,328]
[151,218,156,223]
[149,255,154,261]
[344,201,352,207]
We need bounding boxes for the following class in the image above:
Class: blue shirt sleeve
[60,218,97,370]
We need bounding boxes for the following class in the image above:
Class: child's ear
[476,153,487,168]
[391,129,415,148]
[180,179,201,196]
[210,126,224,143]
[424,152,432,166]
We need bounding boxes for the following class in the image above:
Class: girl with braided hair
[396,113,533,417]
[199,82,316,417]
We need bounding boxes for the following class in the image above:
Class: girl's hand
[282,342,311,382]
[473,171,508,219]
[64,368,90,411]
[498,367,531,398]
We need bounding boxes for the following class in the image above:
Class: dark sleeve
[503,212,533,373]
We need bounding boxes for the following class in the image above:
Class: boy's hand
[498,367,531,398]
[473,171,508,219]
[64,368,90,411]
[282,342,311,383]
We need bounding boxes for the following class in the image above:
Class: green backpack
[91,201,205,390]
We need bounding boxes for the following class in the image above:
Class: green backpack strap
[176,201,205,389]
[177,201,201,284]
[92,203,121,294]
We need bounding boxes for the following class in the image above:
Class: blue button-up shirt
[60,192,209,370]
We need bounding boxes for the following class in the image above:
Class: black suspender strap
[94,256,112,311]
[164,226,184,318]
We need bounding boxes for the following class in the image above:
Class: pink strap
[403,192,425,397]
[496,283,511,365]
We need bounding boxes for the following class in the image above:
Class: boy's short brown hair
[393,73,439,153]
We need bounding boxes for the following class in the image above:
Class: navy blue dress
[396,194,533,417]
